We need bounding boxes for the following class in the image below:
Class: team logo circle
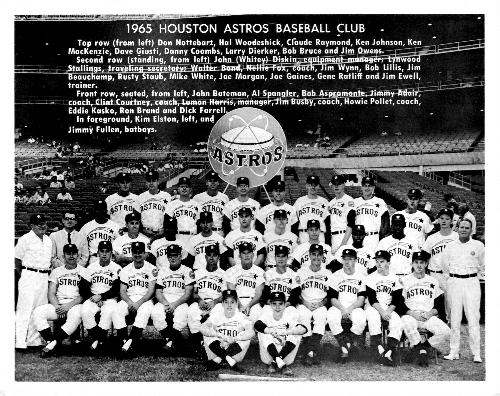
[208,107,287,187]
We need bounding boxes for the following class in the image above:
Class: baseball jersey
[376,235,419,278]
[293,195,329,232]
[329,268,366,307]
[112,233,151,258]
[264,267,298,300]
[353,196,388,233]
[119,261,158,301]
[401,274,443,312]
[224,229,265,267]
[208,309,251,338]
[83,261,121,295]
[394,210,434,248]
[156,265,195,303]
[441,239,485,276]
[166,199,201,234]
[79,219,121,256]
[49,265,85,304]
[364,271,401,310]
[291,242,333,269]
[193,191,229,230]
[195,267,227,301]
[150,238,188,271]
[333,244,376,275]
[295,266,332,304]
[136,190,171,231]
[224,197,261,231]
[256,202,297,233]
[263,230,298,270]
[257,305,300,331]
[225,265,265,305]
[105,192,139,228]
[186,232,227,271]
[328,193,356,231]
[421,231,459,272]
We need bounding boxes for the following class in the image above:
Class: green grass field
[15,324,485,382]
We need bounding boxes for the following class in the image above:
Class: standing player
[255,291,307,375]
[223,177,261,232]
[399,251,450,367]
[333,224,376,275]
[50,210,89,268]
[105,172,139,229]
[150,217,189,271]
[327,174,356,253]
[255,180,297,234]
[112,212,151,266]
[151,244,194,354]
[394,189,434,249]
[193,170,229,237]
[353,176,390,251]
[293,175,329,244]
[327,248,367,363]
[290,220,334,271]
[136,170,171,240]
[165,177,201,243]
[263,209,298,271]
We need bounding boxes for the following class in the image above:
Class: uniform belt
[450,273,477,279]
[366,231,379,236]
[429,269,443,274]
[178,231,195,235]
[331,230,346,235]
[22,266,50,274]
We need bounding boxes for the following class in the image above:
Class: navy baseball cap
[94,199,107,211]
[178,177,191,186]
[307,219,321,229]
[361,176,375,186]
[273,209,288,219]
[30,213,47,225]
[236,177,250,186]
[238,242,254,253]
[98,240,112,251]
[63,243,79,254]
[272,180,286,191]
[145,170,159,181]
[130,241,146,253]
[269,291,286,302]
[374,250,391,261]
[238,207,253,216]
[412,251,430,262]
[342,248,357,259]
[199,211,213,222]
[392,213,406,224]
[205,244,220,255]
[309,244,324,253]
[274,245,290,256]
[222,289,238,301]
[408,188,423,199]
[166,244,182,256]
[306,175,319,185]
[125,212,141,223]
[330,174,345,185]
[115,172,131,183]
[206,170,219,181]
[437,208,454,219]
[352,224,366,235]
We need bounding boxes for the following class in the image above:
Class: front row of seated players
[34,239,450,370]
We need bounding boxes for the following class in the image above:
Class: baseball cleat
[443,354,460,361]
[225,355,237,367]
[267,364,277,374]
[303,354,314,367]
[340,346,349,364]
[40,340,58,358]
[121,339,133,354]
[473,356,482,363]
[275,356,286,369]
[282,366,293,376]
[382,354,396,367]
[205,360,221,371]
[417,350,429,367]
[230,364,245,374]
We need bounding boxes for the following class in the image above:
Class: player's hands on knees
[381,311,392,321]
[164,303,174,313]
[90,295,102,303]
[56,304,69,317]
[341,307,351,319]
[96,300,104,308]
[242,306,251,316]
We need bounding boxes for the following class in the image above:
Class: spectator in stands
[444,194,456,204]
[29,185,50,206]
[56,187,73,202]
[39,169,51,180]
[56,169,65,182]
[15,189,28,204]
[49,176,62,189]
[95,163,103,177]
[73,141,81,153]
[65,176,75,190]
[15,177,23,192]
[49,168,58,178]
[455,204,477,237]
[98,181,109,194]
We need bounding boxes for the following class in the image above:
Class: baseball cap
[238,241,254,253]
[205,244,220,255]
[125,212,141,223]
[361,176,375,186]
[163,216,177,230]
[274,245,289,256]
[29,213,47,225]
[178,177,191,186]
[306,175,319,185]
[272,180,285,191]
[437,208,454,219]
[307,219,321,229]
[145,170,159,181]
[273,209,288,219]
[341,248,357,259]
[269,291,286,303]
[238,207,253,216]
[309,244,324,254]
[352,224,366,235]
[330,174,345,185]
[408,188,423,199]
[236,177,250,186]
[130,241,146,254]
[94,199,107,211]
[115,172,131,183]
[392,213,406,224]
[199,211,213,222]
[206,170,219,181]
[374,250,391,261]
[98,240,112,251]
[412,251,430,262]
[222,289,238,301]
[166,244,182,256]
[63,243,79,254]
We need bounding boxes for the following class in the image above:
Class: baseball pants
[81,299,118,330]
[112,300,154,330]
[447,276,481,357]
[187,302,214,334]
[15,271,49,348]
[258,332,301,366]
[151,302,189,331]
[203,337,251,363]
[330,231,347,254]
[33,303,82,336]
[401,315,450,348]
[430,272,450,320]
[327,307,367,336]
[260,304,300,322]
[297,305,327,337]
[299,231,325,244]
[365,306,402,340]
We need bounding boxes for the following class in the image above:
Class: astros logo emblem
[208,107,287,187]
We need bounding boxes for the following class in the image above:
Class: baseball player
[289,244,333,365]
[454,204,477,237]
[79,241,121,353]
[224,207,266,268]
[293,175,329,244]
[33,244,85,357]
[225,242,265,323]
[394,189,434,249]
[327,248,367,363]
[200,289,255,372]
[332,224,376,275]
[165,177,201,243]
[399,251,450,367]
[327,174,356,253]
[105,172,139,228]
[376,213,419,282]
[150,217,189,271]
[263,209,298,271]
[223,176,261,233]
[50,210,89,268]
[290,220,334,271]
[255,291,307,375]
[112,212,151,266]
[187,244,227,355]
[255,180,297,234]
[441,218,484,363]
[151,244,194,354]
[353,176,390,251]
[136,170,171,239]
[112,241,157,356]
[80,200,121,262]
[193,170,229,237]
[364,250,403,366]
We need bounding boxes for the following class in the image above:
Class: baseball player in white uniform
[399,251,451,367]
[441,218,484,363]
[223,176,260,232]
[112,212,151,266]
[353,176,390,251]
[327,174,356,253]
[151,244,194,354]
[333,224,376,275]
[105,172,139,228]
[150,217,189,271]
[290,220,334,271]
[263,209,298,271]
[293,175,329,244]
[255,180,297,234]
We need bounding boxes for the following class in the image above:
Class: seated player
[200,289,255,372]
[34,244,86,358]
[80,241,121,353]
[327,248,367,363]
[399,251,451,367]
[262,209,298,271]
[255,291,307,375]
[151,244,194,354]
[290,219,334,271]
[364,250,403,366]
[111,241,157,356]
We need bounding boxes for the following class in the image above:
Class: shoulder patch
[189,270,195,279]
[152,268,159,277]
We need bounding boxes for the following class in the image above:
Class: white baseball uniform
[255,202,297,233]
[186,232,227,271]
[262,267,299,320]
[112,233,151,260]
[224,197,261,231]
[150,238,188,271]
[165,199,201,243]
[293,195,329,243]
[136,190,171,233]
[376,235,419,281]
[328,193,356,252]
[353,196,388,251]
[263,230,298,271]
[224,229,265,267]
[79,219,121,258]
[394,210,434,249]
[193,191,229,234]
[291,242,333,270]
[334,243,376,275]
[105,192,139,228]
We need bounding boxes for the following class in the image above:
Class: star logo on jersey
[358,280,362,286]
[340,203,345,208]
[375,203,380,208]
[408,245,413,250]
[286,210,291,216]
[419,218,423,223]
[288,240,293,246]
[391,282,395,287]
[429,283,434,289]
[321,204,326,209]
[143,273,149,280]
[367,254,371,259]
[254,236,259,242]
